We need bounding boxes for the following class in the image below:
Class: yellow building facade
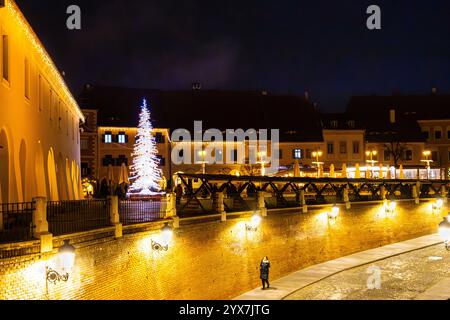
[0,0,84,203]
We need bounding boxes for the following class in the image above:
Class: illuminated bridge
[176,173,450,215]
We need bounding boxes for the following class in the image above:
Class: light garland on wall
[5,0,84,122]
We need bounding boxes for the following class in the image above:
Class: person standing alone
[260,256,270,290]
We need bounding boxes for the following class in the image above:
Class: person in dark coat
[260,256,270,290]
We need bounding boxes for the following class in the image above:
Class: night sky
[15,0,450,112]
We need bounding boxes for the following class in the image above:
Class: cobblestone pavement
[285,244,450,300]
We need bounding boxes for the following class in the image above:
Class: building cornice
[6,0,85,122]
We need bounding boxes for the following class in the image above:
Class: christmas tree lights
[128,99,163,195]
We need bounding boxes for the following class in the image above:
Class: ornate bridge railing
[176,174,450,215]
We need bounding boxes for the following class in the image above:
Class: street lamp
[246,213,262,232]
[421,151,433,179]
[327,205,340,220]
[197,150,207,174]
[151,222,173,251]
[365,149,378,178]
[432,198,444,215]
[438,214,450,250]
[257,151,267,176]
[384,199,396,216]
[312,150,323,178]
[46,240,76,284]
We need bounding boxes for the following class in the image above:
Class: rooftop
[78,85,324,142]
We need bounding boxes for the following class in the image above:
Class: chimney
[389,109,396,124]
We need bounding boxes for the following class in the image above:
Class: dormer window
[348,120,355,128]
[331,120,338,128]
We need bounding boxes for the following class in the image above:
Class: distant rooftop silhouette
[78,85,324,142]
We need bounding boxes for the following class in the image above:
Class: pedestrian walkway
[415,278,450,300]
[234,233,443,300]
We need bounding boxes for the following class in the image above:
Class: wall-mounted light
[384,200,396,216]
[245,213,262,232]
[46,240,76,284]
[438,214,450,251]
[327,206,340,220]
[151,222,173,251]
[432,198,444,214]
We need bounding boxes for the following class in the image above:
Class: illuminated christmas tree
[128,99,163,195]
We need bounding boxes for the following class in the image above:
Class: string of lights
[5,0,84,121]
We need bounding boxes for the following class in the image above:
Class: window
[403,150,413,161]
[432,151,439,162]
[348,120,355,128]
[116,155,128,166]
[384,150,391,161]
[38,76,42,111]
[102,155,114,166]
[306,149,312,159]
[155,132,165,144]
[2,35,8,81]
[156,155,165,166]
[293,149,302,159]
[331,121,338,128]
[49,89,53,120]
[58,101,62,129]
[352,141,360,154]
[81,163,90,176]
[327,143,334,154]
[279,149,283,160]
[118,132,127,144]
[81,138,89,150]
[339,142,347,154]
[435,129,442,140]
[215,149,223,163]
[24,58,30,98]
[423,130,430,140]
[104,132,112,143]
[232,149,238,163]
[447,130,450,140]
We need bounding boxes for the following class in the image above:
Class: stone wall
[0,200,445,300]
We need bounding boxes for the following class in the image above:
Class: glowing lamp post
[328,205,340,220]
[421,151,433,179]
[46,240,76,284]
[365,150,378,179]
[312,150,323,178]
[197,150,207,174]
[246,213,262,232]
[151,223,173,251]
[384,200,397,216]
[438,214,450,250]
[257,151,267,176]
[432,198,444,214]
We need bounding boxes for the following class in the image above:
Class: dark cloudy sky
[16,0,450,111]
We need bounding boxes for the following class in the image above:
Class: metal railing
[119,198,165,225]
[0,202,35,243]
[47,200,110,236]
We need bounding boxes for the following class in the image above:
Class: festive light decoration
[5,0,84,121]
[128,99,163,195]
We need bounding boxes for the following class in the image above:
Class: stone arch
[57,153,69,200]
[71,160,80,200]
[65,158,74,200]
[47,148,59,201]
[19,140,27,201]
[0,129,10,203]
[35,142,47,198]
